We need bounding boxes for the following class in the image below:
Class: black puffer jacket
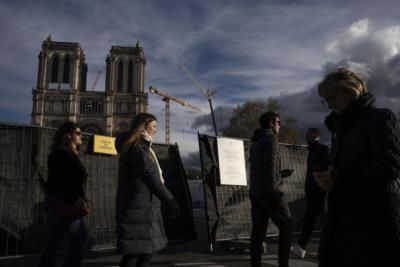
[319,94,400,266]
[249,128,282,195]
[115,133,174,255]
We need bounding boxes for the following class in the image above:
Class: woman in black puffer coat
[316,68,400,266]
[115,113,180,267]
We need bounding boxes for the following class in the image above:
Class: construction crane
[179,62,218,136]
[149,86,201,144]
[90,70,102,91]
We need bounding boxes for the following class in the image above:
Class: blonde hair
[122,113,157,153]
[318,67,367,99]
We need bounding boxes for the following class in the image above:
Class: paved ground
[0,209,321,267]
[0,235,321,267]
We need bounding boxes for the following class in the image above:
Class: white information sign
[217,137,247,186]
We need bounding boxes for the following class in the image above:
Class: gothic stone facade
[31,37,148,135]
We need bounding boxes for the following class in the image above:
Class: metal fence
[198,134,314,243]
[0,123,195,257]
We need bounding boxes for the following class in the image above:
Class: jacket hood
[115,131,129,153]
[251,128,273,142]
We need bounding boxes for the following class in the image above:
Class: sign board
[93,135,117,155]
[217,137,247,186]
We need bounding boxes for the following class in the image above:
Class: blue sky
[1,0,400,159]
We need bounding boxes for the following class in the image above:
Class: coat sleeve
[262,135,279,194]
[129,148,174,202]
[358,109,400,184]
[333,109,400,188]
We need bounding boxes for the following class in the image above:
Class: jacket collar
[325,93,376,133]
[251,128,274,142]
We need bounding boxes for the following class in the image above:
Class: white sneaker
[291,243,306,259]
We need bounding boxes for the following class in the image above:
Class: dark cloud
[191,106,235,134]
[191,18,400,145]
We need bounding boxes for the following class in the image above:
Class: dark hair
[51,121,80,151]
[259,111,279,128]
[123,113,157,150]
[307,127,321,136]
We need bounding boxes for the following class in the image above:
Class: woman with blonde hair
[115,113,180,267]
[316,67,400,266]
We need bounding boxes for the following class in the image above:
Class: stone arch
[50,54,59,83]
[63,56,70,83]
[117,60,124,92]
[127,60,133,92]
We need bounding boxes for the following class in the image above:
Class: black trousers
[250,193,292,267]
[119,254,153,267]
[298,192,325,248]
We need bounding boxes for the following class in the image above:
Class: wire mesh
[0,123,195,257]
[199,135,311,242]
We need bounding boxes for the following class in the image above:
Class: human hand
[75,197,88,209]
[313,168,333,191]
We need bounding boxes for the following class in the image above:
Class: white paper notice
[217,137,247,186]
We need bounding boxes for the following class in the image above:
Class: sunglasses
[74,131,82,136]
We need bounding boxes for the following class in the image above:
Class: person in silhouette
[39,121,89,267]
[317,67,400,266]
[291,128,328,258]
[249,111,293,267]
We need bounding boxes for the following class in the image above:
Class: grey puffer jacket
[115,133,174,255]
[319,94,400,266]
[249,128,282,196]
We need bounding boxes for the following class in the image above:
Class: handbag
[56,197,90,218]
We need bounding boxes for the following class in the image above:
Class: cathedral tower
[31,37,148,135]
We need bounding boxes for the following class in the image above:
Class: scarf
[141,130,164,184]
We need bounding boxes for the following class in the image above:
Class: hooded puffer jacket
[115,132,173,255]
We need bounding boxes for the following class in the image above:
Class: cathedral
[31,36,148,135]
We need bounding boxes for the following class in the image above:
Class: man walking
[249,111,293,267]
[291,128,328,258]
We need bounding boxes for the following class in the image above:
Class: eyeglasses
[74,131,82,136]
[274,120,281,125]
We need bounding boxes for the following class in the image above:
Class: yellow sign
[93,135,117,155]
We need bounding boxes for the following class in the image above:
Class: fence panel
[0,123,195,257]
[198,134,312,243]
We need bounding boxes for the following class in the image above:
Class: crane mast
[90,70,102,91]
[179,62,218,136]
[149,86,201,144]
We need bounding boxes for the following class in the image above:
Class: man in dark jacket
[291,128,328,258]
[249,111,293,267]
